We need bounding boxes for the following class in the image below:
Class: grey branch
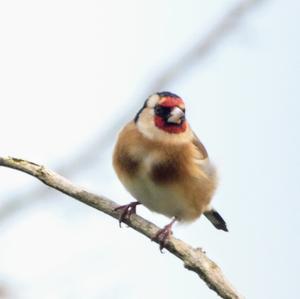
[150,0,264,91]
[0,156,243,299]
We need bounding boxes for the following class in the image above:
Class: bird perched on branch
[113,92,227,250]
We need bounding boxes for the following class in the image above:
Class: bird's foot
[152,218,176,252]
[114,201,141,227]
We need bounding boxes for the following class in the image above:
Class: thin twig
[0,156,243,299]
[150,0,262,90]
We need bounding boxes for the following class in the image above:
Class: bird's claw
[152,223,174,252]
[152,230,172,252]
[114,202,140,227]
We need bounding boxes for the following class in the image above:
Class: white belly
[121,173,194,220]
[115,142,216,221]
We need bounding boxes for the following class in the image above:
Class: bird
[113,91,227,250]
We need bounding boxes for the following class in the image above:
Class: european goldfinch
[113,92,227,249]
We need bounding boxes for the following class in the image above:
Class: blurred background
[0,0,299,298]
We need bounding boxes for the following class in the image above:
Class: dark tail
[204,209,228,232]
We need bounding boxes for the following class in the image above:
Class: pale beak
[167,107,185,124]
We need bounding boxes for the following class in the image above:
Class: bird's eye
[154,105,171,117]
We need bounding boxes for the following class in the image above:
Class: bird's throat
[154,116,187,134]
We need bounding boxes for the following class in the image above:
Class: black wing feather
[204,209,228,232]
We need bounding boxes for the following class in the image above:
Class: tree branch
[149,0,263,91]
[0,156,243,299]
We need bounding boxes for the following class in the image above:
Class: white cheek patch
[147,94,160,108]
[137,103,193,143]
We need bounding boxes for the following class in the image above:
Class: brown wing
[192,131,208,160]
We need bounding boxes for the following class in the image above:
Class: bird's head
[134,92,192,142]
